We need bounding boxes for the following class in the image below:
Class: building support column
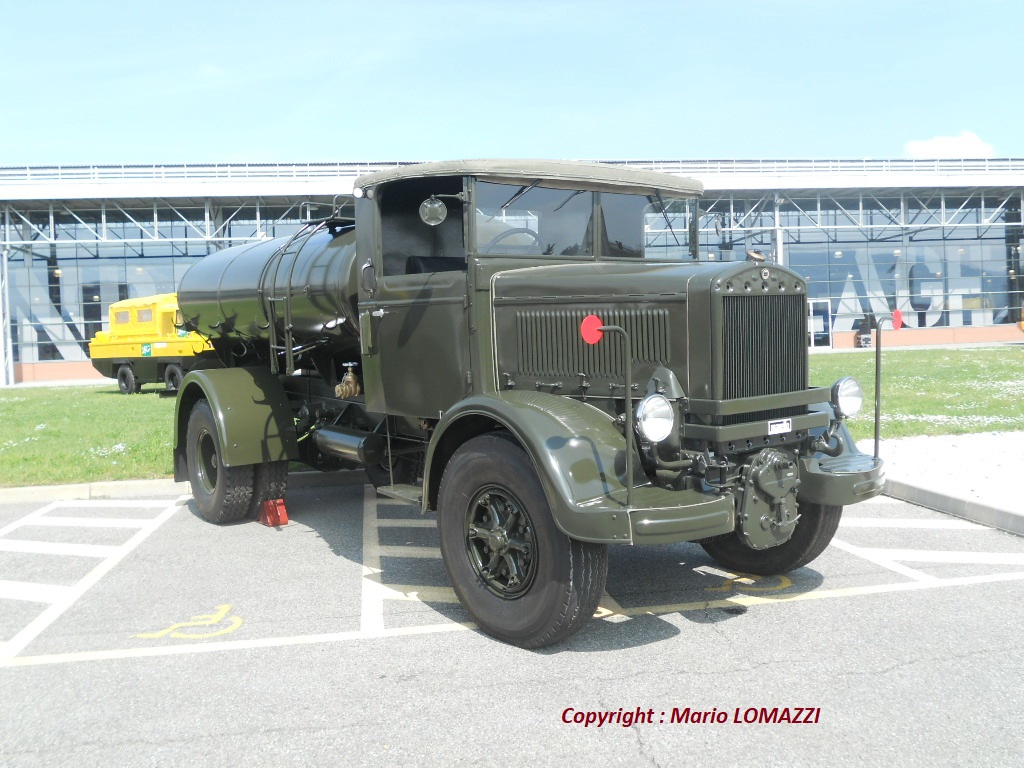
[0,249,12,385]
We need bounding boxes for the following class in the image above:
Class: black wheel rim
[196,430,219,494]
[465,486,537,598]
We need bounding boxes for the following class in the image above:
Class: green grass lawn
[1,345,1022,487]
[810,345,1024,441]
[0,384,177,487]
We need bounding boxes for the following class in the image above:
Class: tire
[116,364,138,395]
[185,399,254,524]
[437,433,608,648]
[164,364,184,392]
[700,502,843,575]
[250,461,289,517]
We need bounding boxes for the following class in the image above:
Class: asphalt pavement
[2,432,1021,537]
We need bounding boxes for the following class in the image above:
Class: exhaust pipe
[314,425,386,466]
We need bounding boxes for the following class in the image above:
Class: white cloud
[904,131,995,159]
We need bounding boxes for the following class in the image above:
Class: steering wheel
[483,227,543,251]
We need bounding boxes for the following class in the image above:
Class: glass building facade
[694,187,1023,340]
[2,160,1022,383]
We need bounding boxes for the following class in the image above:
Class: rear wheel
[185,399,254,524]
[250,461,289,517]
[437,433,608,648]
[116,365,138,395]
[700,501,842,575]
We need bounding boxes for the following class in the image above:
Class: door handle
[370,308,387,318]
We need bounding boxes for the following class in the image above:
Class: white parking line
[376,518,435,528]
[360,486,386,634]
[828,538,940,582]
[0,580,73,603]
[6,570,1024,669]
[377,545,442,559]
[0,540,122,558]
[27,516,153,529]
[850,548,1024,566]
[839,517,985,530]
[0,497,184,660]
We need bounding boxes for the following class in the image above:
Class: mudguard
[173,367,299,481]
[426,390,734,545]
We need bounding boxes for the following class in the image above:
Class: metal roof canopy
[354,159,705,197]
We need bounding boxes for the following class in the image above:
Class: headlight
[635,394,675,443]
[831,377,863,419]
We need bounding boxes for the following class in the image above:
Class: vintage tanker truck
[172,159,885,647]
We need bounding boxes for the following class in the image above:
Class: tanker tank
[177,224,362,364]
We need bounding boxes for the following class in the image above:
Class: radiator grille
[721,294,806,421]
[516,308,670,377]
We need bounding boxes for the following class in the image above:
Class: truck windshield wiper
[500,179,541,211]
[652,190,681,247]
[553,190,583,212]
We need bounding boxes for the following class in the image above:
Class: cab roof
[354,159,704,197]
[109,292,178,311]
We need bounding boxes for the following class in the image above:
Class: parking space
[1,486,1022,666]
[2,482,1023,766]
[0,498,182,660]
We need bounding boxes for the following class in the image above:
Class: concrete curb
[0,470,362,505]
[0,478,189,504]
[884,478,1024,538]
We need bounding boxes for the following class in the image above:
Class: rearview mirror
[419,196,448,226]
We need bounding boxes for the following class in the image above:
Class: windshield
[473,181,698,260]
[475,182,594,256]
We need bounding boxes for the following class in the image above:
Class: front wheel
[185,399,254,524]
[164,364,184,391]
[116,364,138,395]
[700,502,843,575]
[437,433,608,648]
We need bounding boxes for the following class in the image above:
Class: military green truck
[172,160,885,647]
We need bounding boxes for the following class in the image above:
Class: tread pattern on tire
[164,364,183,392]
[250,461,289,517]
[438,432,608,649]
[186,399,254,525]
[117,365,137,395]
[527,536,609,649]
[213,467,255,524]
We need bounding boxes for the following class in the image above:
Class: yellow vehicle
[88,293,215,394]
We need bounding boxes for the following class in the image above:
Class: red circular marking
[580,314,604,345]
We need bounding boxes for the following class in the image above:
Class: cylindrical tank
[177,225,362,361]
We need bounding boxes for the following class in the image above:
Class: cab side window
[379,177,466,276]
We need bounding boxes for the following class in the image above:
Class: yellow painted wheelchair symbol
[706,573,793,593]
[135,604,243,640]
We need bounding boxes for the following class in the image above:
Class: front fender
[173,367,299,480]
[426,391,644,543]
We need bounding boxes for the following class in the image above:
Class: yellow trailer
[88,293,215,394]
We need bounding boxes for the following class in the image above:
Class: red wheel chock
[259,499,288,526]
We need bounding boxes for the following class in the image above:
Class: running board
[376,484,423,506]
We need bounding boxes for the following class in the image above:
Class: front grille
[721,293,807,423]
[516,308,670,377]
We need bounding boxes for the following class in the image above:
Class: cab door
[359,176,470,418]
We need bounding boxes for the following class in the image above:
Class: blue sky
[3,0,1021,165]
